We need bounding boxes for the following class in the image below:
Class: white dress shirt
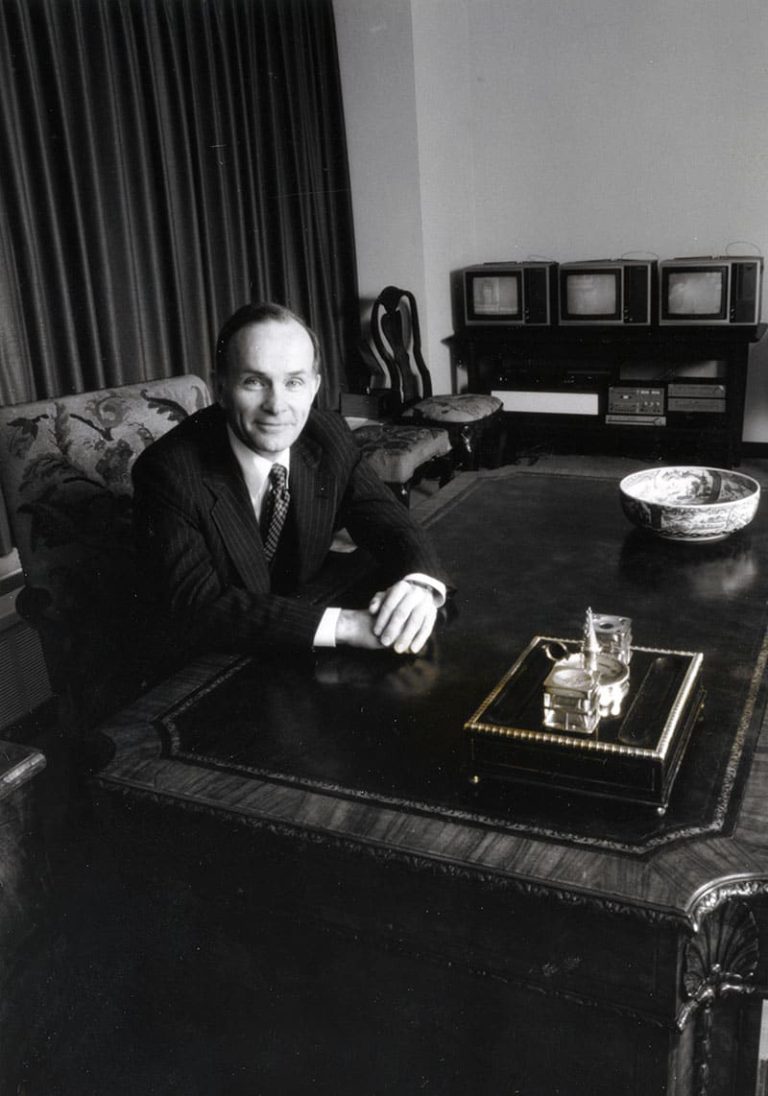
[227,426,445,647]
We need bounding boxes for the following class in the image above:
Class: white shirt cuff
[313,574,445,648]
[314,606,341,648]
[404,573,446,607]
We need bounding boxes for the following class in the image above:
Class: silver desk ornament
[592,613,633,664]
[542,609,631,735]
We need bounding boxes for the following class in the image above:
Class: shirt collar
[226,425,290,508]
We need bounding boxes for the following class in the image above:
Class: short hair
[214,302,321,376]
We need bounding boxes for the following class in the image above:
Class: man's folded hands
[335,579,438,654]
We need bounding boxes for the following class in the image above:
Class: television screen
[565,272,618,316]
[471,275,520,316]
[666,270,726,317]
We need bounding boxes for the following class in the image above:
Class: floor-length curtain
[0,0,359,411]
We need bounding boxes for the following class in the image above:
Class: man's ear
[312,371,322,400]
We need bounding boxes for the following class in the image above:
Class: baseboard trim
[742,442,768,459]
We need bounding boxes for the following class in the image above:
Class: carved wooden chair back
[370,286,433,408]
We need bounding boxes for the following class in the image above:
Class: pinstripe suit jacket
[132,404,445,654]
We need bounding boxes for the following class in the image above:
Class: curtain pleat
[0,0,359,410]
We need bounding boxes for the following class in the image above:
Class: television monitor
[564,271,619,319]
[666,270,725,318]
[659,257,763,325]
[462,262,557,326]
[558,260,654,325]
[472,273,520,318]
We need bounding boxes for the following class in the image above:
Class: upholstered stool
[402,393,504,470]
[350,420,452,505]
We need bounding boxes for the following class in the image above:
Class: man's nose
[262,384,285,413]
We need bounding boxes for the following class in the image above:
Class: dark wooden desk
[0,738,47,1091]
[92,466,768,1096]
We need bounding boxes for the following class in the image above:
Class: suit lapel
[207,474,271,590]
[287,430,335,580]
[200,410,270,591]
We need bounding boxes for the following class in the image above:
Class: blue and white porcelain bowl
[619,466,760,543]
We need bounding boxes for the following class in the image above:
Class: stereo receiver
[667,383,726,414]
[606,386,666,426]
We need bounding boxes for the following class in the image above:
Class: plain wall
[332,0,427,327]
[334,0,768,440]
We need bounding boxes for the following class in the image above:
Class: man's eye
[242,376,266,389]
[285,378,305,389]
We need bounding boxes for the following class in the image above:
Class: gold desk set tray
[465,637,704,813]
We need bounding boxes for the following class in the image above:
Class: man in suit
[132,302,448,660]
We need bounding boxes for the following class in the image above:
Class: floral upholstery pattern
[0,375,211,729]
[402,399,505,471]
[351,422,452,484]
[404,393,503,425]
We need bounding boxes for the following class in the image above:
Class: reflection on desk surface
[121,470,768,854]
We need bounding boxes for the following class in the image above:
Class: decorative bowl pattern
[619,466,760,542]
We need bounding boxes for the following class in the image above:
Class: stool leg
[387,480,411,507]
[455,424,481,471]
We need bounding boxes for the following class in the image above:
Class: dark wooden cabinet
[451,324,767,466]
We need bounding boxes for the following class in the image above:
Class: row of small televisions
[462,256,764,328]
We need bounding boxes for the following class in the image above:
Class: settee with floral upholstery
[0,375,211,732]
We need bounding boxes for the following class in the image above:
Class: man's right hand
[335,608,386,650]
[335,579,439,653]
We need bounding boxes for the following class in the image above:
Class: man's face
[217,318,321,457]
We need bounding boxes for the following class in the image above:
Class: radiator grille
[0,620,52,731]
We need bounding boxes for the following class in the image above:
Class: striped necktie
[262,463,290,563]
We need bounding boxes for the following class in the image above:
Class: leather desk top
[94,466,768,928]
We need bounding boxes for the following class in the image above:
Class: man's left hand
[368,580,438,655]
